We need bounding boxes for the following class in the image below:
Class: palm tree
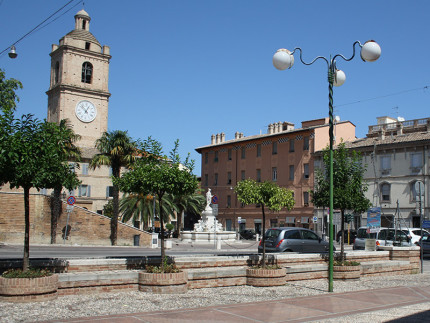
[90,130,137,245]
[172,191,205,238]
[120,193,178,231]
[49,119,81,244]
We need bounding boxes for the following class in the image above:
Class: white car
[402,228,430,245]
[353,227,414,250]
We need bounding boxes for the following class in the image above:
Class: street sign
[211,195,218,204]
[423,220,430,229]
[238,217,242,223]
[312,216,318,223]
[415,181,425,196]
[67,196,76,205]
[212,204,218,216]
[66,205,74,212]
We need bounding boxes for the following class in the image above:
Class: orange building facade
[195,117,356,235]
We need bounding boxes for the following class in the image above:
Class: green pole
[328,61,335,292]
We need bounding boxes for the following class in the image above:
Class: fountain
[181,188,237,243]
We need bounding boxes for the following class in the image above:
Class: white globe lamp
[333,69,346,87]
[360,40,381,62]
[273,49,294,70]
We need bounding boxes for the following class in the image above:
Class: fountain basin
[181,231,237,243]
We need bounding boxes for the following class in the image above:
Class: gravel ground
[1,273,430,323]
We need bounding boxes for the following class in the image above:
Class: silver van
[258,227,331,253]
[353,227,411,250]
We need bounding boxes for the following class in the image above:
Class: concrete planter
[138,271,188,294]
[0,274,58,302]
[333,265,361,280]
[246,267,286,287]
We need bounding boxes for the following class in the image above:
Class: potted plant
[333,260,361,280]
[138,257,188,294]
[0,268,59,302]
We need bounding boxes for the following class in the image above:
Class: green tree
[0,113,80,271]
[120,193,177,230]
[43,119,81,244]
[90,130,137,245]
[235,180,295,267]
[172,190,205,238]
[103,199,114,219]
[311,142,371,261]
[115,138,198,268]
[0,69,22,113]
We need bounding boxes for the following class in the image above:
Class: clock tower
[47,9,111,148]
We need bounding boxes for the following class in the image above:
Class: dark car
[258,227,332,253]
[239,229,256,240]
[336,230,357,244]
[417,235,430,254]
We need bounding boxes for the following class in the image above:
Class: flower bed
[138,271,188,294]
[0,274,59,302]
[246,267,286,287]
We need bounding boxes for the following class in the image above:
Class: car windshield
[357,228,376,239]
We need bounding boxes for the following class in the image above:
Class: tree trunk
[340,209,345,262]
[50,186,62,244]
[23,187,30,271]
[111,167,120,246]
[159,194,165,269]
[261,205,266,268]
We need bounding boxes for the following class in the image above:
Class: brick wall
[0,192,151,246]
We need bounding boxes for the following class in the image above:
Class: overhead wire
[0,0,83,58]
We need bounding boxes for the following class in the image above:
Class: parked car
[336,230,357,244]
[400,228,429,245]
[239,229,256,240]
[353,227,412,250]
[419,235,430,254]
[258,227,332,253]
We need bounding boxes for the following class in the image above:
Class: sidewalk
[42,285,430,323]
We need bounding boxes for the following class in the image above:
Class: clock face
[75,100,97,123]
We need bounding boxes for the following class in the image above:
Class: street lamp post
[273,40,381,292]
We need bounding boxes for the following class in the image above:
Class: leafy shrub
[2,268,53,278]
[333,260,360,266]
[165,223,174,231]
[249,264,281,270]
[146,257,180,273]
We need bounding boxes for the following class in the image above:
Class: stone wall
[0,192,151,246]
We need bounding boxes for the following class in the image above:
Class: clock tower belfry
[47,9,111,148]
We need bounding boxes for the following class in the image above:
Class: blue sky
[1,0,429,176]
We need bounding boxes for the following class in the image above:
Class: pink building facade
[195,117,356,235]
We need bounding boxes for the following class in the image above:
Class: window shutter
[106,186,109,198]
[87,185,91,197]
[78,186,82,197]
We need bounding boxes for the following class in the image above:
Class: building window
[410,152,423,172]
[54,61,59,84]
[108,167,113,176]
[227,172,232,184]
[85,42,90,50]
[380,155,391,175]
[214,151,218,162]
[289,165,294,181]
[241,170,245,181]
[81,62,93,84]
[214,173,218,186]
[304,163,309,179]
[81,163,89,175]
[204,174,208,186]
[79,185,91,197]
[256,169,261,182]
[241,147,246,159]
[227,195,231,208]
[228,149,232,160]
[106,186,113,198]
[303,191,309,206]
[272,141,278,155]
[270,219,278,228]
[257,144,261,157]
[205,153,208,164]
[289,139,295,152]
[303,136,309,151]
[272,167,277,182]
[380,183,390,202]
